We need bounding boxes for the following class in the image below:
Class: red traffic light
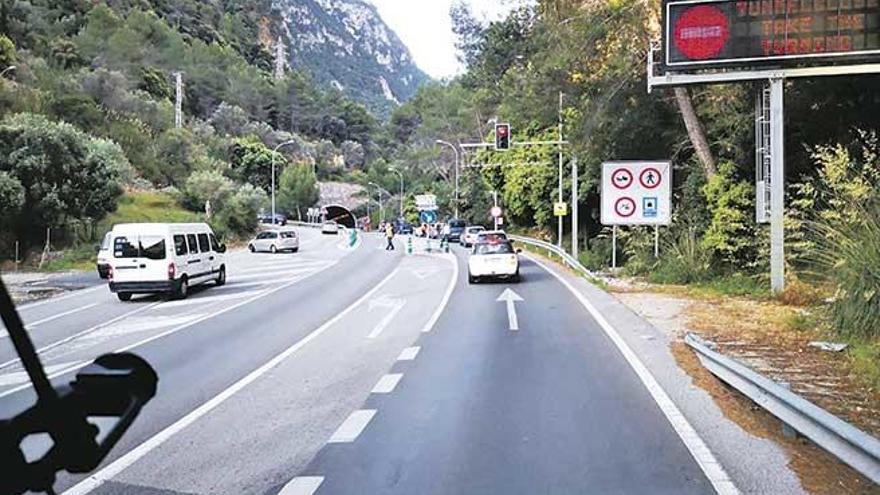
[495,123,511,150]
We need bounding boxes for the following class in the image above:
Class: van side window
[141,237,167,260]
[174,235,188,256]
[198,233,210,253]
[209,234,220,251]
[186,234,197,253]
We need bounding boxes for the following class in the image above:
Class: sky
[368,0,524,80]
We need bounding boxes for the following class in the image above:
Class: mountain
[274,0,429,117]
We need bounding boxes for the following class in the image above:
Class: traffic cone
[441,237,449,253]
[406,235,413,255]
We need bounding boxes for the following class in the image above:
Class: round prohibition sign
[611,168,634,190]
[639,167,662,189]
[614,197,636,218]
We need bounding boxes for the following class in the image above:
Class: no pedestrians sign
[601,161,672,226]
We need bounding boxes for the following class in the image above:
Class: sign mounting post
[770,77,785,293]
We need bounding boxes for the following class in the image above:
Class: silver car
[248,229,299,253]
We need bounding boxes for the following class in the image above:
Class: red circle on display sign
[673,5,729,61]
[614,197,636,218]
[639,168,662,189]
[611,169,634,190]
[491,206,502,218]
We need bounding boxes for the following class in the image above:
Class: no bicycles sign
[601,161,672,226]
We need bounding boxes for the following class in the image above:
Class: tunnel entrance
[323,204,356,229]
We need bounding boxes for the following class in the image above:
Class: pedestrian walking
[385,222,395,250]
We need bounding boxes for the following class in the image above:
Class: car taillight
[167,263,176,280]
[108,265,113,280]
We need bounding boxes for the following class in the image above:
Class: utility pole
[435,140,461,218]
[274,37,285,81]
[557,92,564,248]
[493,190,499,231]
[390,168,404,219]
[571,157,578,259]
[769,78,785,293]
[173,72,183,129]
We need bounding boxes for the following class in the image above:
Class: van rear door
[111,234,168,283]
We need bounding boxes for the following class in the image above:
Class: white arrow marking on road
[496,288,524,331]
[367,294,406,339]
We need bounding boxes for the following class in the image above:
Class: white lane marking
[278,476,324,495]
[0,303,99,340]
[327,409,377,443]
[1,260,341,400]
[157,290,268,309]
[397,346,420,361]
[420,254,459,333]
[366,295,406,339]
[496,288,524,332]
[212,281,275,291]
[84,314,206,340]
[232,269,315,281]
[371,373,403,394]
[0,361,85,387]
[61,267,399,495]
[16,285,104,311]
[526,254,740,495]
[0,302,161,371]
[230,260,331,274]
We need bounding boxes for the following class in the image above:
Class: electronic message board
[664,0,880,69]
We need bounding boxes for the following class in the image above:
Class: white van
[108,223,227,301]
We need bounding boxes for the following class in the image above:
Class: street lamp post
[435,140,461,218]
[271,140,299,225]
[389,168,404,219]
[368,182,384,223]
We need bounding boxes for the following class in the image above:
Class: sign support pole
[571,158,579,260]
[612,226,618,270]
[654,225,659,258]
[770,77,785,294]
[557,92,564,249]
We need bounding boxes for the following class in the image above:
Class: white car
[96,232,112,279]
[468,241,520,284]
[461,225,486,247]
[321,221,340,235]
[248,229,299,253]
[108,223,226,301]
[476,230,509,245]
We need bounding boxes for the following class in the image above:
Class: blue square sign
[643,197,658,218]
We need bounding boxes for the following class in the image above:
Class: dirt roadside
[615,289,880,495]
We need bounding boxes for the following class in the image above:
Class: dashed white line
[60,268,398,495]
[278,476,324,495]
[327,409,377,443]
[0,303,99,341]
[397,346,420,361]
[371,373,403,394]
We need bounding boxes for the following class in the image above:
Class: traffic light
[495,123,511,151]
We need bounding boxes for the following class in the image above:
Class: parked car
[321,221,340,235]
[108,223,226,301]
[396,220,413,235]
[248,229,299,253]
[444,219,467,243]
[461,226,486,248]
[468,241,520,284]
[257,213,287,226]
[96,232,112,279]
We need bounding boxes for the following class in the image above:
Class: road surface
[0,230,802,494]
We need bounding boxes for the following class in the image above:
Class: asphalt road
[0,233,732,495]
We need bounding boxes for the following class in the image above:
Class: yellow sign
[554,202,568,216]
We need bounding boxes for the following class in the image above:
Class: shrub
[648,226,713,284]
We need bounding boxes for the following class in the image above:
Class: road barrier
[685,332,880,484]
[508,235,596,280]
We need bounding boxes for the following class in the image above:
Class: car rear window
[198,233,210,253]
[114,235,167,260]
[475,242,513,255]
[281,231,297,239]
[450,220,466,228]
[173,235,188,256]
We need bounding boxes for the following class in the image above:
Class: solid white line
[366,300,405,339]
[16,285,104,311]
[371,373,403,394]
[232,268,316,281]
[60,267,400,495]
[0,302,161,371]
[397,346,420,361]
[327,409,377,443]
[28,303,99,328]
[420,254,459,333]
[278,476,324,495]
[525,254,740,495]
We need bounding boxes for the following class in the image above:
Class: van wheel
[117,292,132,302]
[175,277,189,300]
[216,266,226,286]
[292,247,299,253]
[248,244,256,253]
[468,274,476,284]
[270,244,277,254]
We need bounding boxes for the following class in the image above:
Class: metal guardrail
[508,235,596,280]
[685,333,880,485]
